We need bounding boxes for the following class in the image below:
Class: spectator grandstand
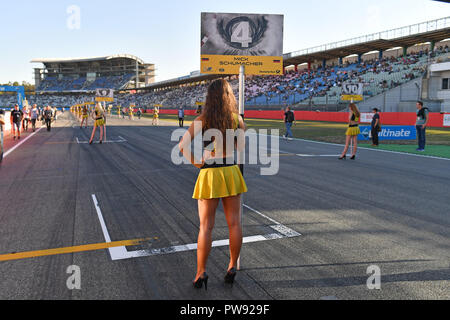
[0,49,447,111]
[31,55,155,93]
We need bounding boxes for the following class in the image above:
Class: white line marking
[76,137,127,144]
[91,196,301,261]
[297,154,340,157]
[3,127,44,159]
[91,195,112,243]
[113,234,285,261]
[243,204,301,238]
[243,204,281,226]
[91,194,128,259]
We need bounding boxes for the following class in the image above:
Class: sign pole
[237,65,245,271]
[0,121,3,163]
[103,101,107,142]
[350,98,353,155]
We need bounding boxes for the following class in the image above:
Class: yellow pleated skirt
[346,126,361,136]
[193,165,248,200]
[95,119,105,126]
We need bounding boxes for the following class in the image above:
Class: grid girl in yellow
[80,105,89,129]
[340,103,361,160]
[89,102,106,144]
[179,79,247,290]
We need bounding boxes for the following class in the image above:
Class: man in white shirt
[30,104,39,132]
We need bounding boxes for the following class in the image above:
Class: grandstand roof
[31,54,145,65]
[284,16,450,66]
[129,73,221,91]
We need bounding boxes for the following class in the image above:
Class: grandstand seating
[36,74,134,92]
[1,49,447,109]
[245,51,435,106]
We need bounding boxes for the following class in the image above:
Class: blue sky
[0,0,449,84]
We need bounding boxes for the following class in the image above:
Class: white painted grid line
[91,195,301,261]
[3,127,44,159]
[91,195,112,243]
[76,137,127,144]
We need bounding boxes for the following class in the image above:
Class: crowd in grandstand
[1,48,448,110]
[36,74,134,92]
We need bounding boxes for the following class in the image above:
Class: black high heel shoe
[224,268,237,284]
[339,155,347,160]
[350,155,356,160]
[193,273,209,291]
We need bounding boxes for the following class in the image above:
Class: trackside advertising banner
[444,114,450,127]
[358,126,417,141]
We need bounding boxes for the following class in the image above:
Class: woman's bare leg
[222,195,243,271]
[341,136,351,157]
[352,136,358,156]
[99,126,104,142]
[196,198,220,281]
[89,125,97,143]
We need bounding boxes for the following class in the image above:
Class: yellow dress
[82,107,89,119]
[346,113,361,136]
[94,106,105,126]
[193,114,248,200]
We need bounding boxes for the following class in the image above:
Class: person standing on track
[129,106,134,120]
[416,101,429,152]
[89,102,106,144]
[339,103,361,160]
[179,79,247,291]
[178,107,185,128]
[371,108,381,147]
[22,105,31,132]
[43,106,53,132]
[80,104,89,129]
[283,107,296,141]
[137,107,142,120]
[152,106,160,126]
[30,104,39,132]
[10,104,23,140]
[53,107,58,123]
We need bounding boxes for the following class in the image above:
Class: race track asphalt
[0,112,448,300]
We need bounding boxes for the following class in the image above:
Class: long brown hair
[349,103,361,118]
[202,79,238,134]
